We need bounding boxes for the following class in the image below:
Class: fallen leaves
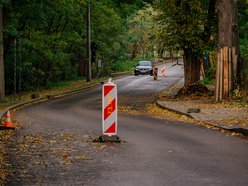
[119,102,248,138]
[0,130,104,184]
[118,105,140,115]
[207,119,248,127]
[146,103,200,124]
[1,127,121,181]
[0,130,16,185]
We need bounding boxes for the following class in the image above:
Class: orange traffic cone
[2,110,15,129]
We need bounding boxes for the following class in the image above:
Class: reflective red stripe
[104,122,116,133]
[104,85,115,97]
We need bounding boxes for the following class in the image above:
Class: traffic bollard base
[94,135,121,143]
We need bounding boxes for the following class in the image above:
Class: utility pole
[86,2,91,82]
[19,40,22,100]
[14,37,17,102]
[0,5,5,101]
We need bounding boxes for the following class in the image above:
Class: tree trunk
[158,48,164,59]
[216,0,238,101]
[0,5,5,101]
[131,43,138,59]
[218,0,238,50]
[78,57,86,76]
[169,49,174,62]
[183,48,200,86]
[86,3,91,82]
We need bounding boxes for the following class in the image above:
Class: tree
[215,0,239,101]
[154,0,217,87]
[2,0,161,94]
[127,6,156,59]
[0,5,4,101]
[238,0,248,91]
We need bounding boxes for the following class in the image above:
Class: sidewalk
[156,78,248,136]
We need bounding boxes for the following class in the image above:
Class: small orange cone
[2,110,15,129]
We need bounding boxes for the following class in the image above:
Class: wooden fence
[215,47,238,101]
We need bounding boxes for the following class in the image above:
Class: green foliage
[153,0,217,55]
[238,0,248,61]
[111,60,137,72]
[2,0,150,94]
[127,5,160,59]
[201,77,214,85]
[238,0,248,92]
[45,81,69,89]
[2,0,247,96]
[3,0,87,92]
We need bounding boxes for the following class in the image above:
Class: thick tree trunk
[0,6,5,101]
[216,0,238,101]
[183,49,200,86]
[218,0,238,49]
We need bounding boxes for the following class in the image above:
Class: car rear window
[138,61,152,66]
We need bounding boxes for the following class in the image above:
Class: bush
[111,60,136,72]
[45,81,69,89]
[201,77,214,86]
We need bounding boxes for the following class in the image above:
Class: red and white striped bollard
[102,78,118,136]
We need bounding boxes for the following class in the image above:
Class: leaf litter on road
[119,103,246,139]
[0,129,117,184]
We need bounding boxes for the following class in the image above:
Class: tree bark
[218,0,238,82]
[216,0,238,101]
[169,49,174,62]
[217,0,238,49]
[183,48,200,86]
[158,48,164,59]
[0,5,5,101]
[131,43,138,59]
[78,57,86,76]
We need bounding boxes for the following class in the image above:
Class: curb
[0,98,46,123]
[156,100,248,136]
[0,84,99,122]
[0,75,129,124]
[156,100,193,119]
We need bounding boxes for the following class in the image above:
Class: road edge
[0,74,130,123]
[156,100,248,136]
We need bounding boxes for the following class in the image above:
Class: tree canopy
[1,0,149,93]
[0,0,247,95]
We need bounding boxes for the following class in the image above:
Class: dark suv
[134,61,153,76]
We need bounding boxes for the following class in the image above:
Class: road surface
[7,61,248,186]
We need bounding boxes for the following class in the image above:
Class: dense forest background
[0,0,247,95]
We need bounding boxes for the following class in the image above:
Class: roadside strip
[156,78,248,136]
[0,73,131,124]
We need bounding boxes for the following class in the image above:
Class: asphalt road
[8,62,248,186]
